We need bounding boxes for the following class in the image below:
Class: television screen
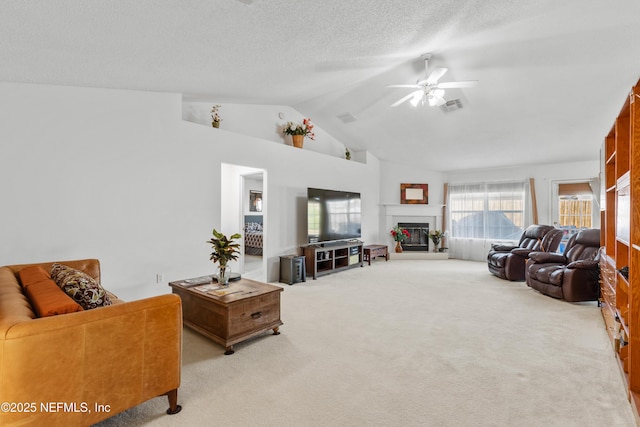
[308,188,361,243]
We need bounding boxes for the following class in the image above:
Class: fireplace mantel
[382,204,447,257]
[382,204,444,217]
[382,204,445,237]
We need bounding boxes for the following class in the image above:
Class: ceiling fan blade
[420,67,448,85]
[386,84,421,88]
[436,80,479,89]
[391,90,422,107]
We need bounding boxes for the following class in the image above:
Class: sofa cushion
[24,279,84,317]
[51,263,112,310]
[18,266,51,288]
[529,264,565,286]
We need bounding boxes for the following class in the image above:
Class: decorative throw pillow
[18,265,52,289]
[25,279,84,317]
[50,263,112,310]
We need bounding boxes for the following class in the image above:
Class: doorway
[220,163,266,282]
[550,178,599,251]
[242,172,265,278]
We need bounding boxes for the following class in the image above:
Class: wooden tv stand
[302,241,363,279]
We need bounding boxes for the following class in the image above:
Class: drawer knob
[251,311,262,319]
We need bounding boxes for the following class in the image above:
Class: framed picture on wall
[250,191,262,212]
[400,183,428,204]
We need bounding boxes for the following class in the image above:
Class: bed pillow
[50,263,112,310]
[245,222,263,232]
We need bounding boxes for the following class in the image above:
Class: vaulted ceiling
[2,0,639,171]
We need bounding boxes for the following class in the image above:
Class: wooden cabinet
[601,79,640,418]
[169,278,283,355]
[302,241,363,279]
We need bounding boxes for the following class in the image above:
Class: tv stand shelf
[302,241,363,279]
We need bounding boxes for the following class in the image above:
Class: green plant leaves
[207,228,241,266]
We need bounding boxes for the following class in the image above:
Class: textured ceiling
[2,0,640,171]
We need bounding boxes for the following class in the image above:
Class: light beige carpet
[95,260,635,427]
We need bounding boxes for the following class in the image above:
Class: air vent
[337,112,358,123]
[440,99,463,112]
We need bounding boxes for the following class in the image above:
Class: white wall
[0,83,380,293]
[379,160,445,206]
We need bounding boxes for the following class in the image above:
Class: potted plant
[429,230,446,252]
[282,117,315,148]
[390,226,410,253]
[211,105,222,128]
[207,229,241,286]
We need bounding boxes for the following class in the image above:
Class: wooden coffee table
[169,277,283,355]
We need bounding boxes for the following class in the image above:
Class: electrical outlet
[156,273,164,283]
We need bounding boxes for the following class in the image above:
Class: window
[449,181,528,240]
[558,196,592,228]
[307,200,320,237]
[557,183,593,229]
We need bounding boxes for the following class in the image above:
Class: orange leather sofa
[0,259,182,426]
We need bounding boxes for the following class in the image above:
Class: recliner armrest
[529,252,567,264]
[491,244,517,252]
[511,248,533,257]
[567,260,599,270]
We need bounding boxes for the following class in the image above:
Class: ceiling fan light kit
[389,54,477,108]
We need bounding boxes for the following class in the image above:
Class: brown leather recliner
[487,224,563,281]
[526,228,601,302]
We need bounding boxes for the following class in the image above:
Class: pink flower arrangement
[283,117,316,140]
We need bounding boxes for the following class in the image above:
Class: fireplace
[398,222,429,251]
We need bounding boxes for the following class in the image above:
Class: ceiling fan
[389,54,478,108]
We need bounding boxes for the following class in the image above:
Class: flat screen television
[307,187,361,244]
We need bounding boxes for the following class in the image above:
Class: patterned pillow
[50,263,112,310]
[245,222,263,232]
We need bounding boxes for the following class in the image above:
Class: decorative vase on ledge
[292,134,304,148]
[212,120,220,128]
[395,241,403,253]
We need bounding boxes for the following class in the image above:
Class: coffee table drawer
[228,293,280,337]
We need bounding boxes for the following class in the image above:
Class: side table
[363,244,389,265]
